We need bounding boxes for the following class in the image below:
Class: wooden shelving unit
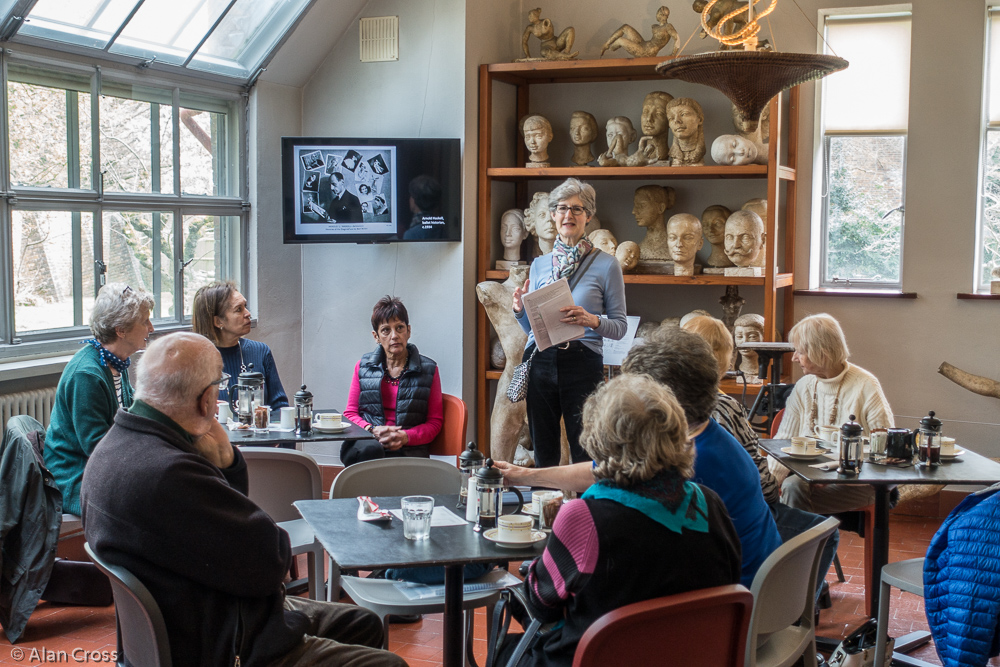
[475,57,799,455]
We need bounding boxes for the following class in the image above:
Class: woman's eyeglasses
[554,205,587,216]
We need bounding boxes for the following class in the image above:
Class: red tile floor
[2,515,999,666]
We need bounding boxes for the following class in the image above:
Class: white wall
[297,0,468,414]
[248,81,304,396]
[501,0,999,452]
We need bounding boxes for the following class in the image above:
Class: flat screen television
[281,136,461,244]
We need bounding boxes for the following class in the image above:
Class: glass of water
[401,496,434,540]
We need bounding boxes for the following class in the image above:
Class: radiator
[1,387,57,429]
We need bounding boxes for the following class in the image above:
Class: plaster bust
[569,111,598,166]
[701,204,734,268]
[733,102,770,145]
[498,208,528,266]
[637,91,674,164]
[742,198,768,267]
[521,115,553,168]
[633,184,677,261]
[600,6,680,58]
[598,116,637,167]
[615,240,640,273]
[666,213,704,276]
[665,97,706,167]
[588,228,618,256]
[734,313,765,377]
[524,191,556,256]
[712,134,766,166]
[724,210,766,268]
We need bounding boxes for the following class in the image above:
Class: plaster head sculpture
[633,184,677,261]
[741,198,768,267]
[665,97,706,167]
[712,134,764,165]
[569,111,598,166]
[598,116,638,166]
[724,210,766,268]
[701,204,734,269]
[588,228,618,256]
[733,313,765,376]
[636,91,675,163]
[521,114,553,168]
[666,213,704,275]
[499,208,528,264]
[732,102,770,144]
[615,240,640,272]
[524,191,556,255]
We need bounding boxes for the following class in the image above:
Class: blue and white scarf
[82,338,131,373]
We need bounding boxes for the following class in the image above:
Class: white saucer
[312,421,349,433]
[940,449,965,460]
[523,506,539,516]
[781,446,830,461]
[483,529,546,548]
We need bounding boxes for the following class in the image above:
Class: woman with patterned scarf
[512,178,627,468]
[494,374,742,667]
[45,282,155,516]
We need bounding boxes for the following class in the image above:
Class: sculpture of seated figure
[666,97,706,166]
[712,134,766,165]
[601,6,680,58]
[518,8,578,61]
[666,213,704,276]
[569,111,598,166]
[742,198,768,268]
[496,208,528,270]
[734,313,765,379]
[723,210,766,276]
[597,116,637,167]
[633,184,677,262]
[701,204,734,270]
[521,115,553,168]
[524,191,556,256]
[588,228,618,257]
[615,240,640,273]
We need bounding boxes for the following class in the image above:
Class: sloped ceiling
[260,0,370,88]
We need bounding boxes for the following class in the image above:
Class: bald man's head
[136,332,222,414]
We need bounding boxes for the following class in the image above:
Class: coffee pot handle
[229,385,239,415]
[501,486,524,516]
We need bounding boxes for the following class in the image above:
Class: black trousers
[525,342,604,468]
[340,439,430,466]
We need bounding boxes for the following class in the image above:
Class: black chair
[84,544,171,667]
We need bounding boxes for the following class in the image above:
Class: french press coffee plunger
[230,371,265,426]
[914,410,943,466]
[473,459,524,532]
[838,414,864,475]
[294,385,314,434]
[457,442,485,509]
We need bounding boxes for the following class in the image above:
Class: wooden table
[295,493,545,667]
[760,439,1000,665]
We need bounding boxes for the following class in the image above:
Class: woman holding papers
[512,178,627,467]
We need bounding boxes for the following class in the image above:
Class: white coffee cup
[279,407,296,430]
[814,425,840,446]
[497,515,533,542]
[216,400,232,423]
[317,412,342,428]
[790,436,819,455]
[940,437,956,455]
[531,490,549,514]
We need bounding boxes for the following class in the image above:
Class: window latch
[95,259,106,286]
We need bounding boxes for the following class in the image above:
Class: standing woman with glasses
[45,282,155,516]
[512,178,627,467]
[191,281,288,410]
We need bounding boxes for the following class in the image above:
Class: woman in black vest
[342,296,443,466]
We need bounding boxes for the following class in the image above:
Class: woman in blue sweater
[192,281,288,410]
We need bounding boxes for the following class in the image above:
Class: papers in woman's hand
[520,278,585,351]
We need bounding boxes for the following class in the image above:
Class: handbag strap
[565,248,599,292]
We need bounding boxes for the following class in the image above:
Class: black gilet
[357,343,437,428]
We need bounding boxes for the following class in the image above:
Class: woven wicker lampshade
[655,50,849,122]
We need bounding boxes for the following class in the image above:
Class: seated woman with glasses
[494,373,741,667]
[192,281,288,410]
[45,282,155,516]
[512,177,627,469]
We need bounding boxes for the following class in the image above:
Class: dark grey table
[761,439,1000,666]
[295,493,545,667]
[230,410,371,450]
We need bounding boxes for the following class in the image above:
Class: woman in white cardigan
[772,313,894,513]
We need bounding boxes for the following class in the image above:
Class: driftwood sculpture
[938,362,1000,400]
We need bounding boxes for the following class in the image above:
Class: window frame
[975,8,1000,292]
[0,47,247,360]
[813,6,912,292]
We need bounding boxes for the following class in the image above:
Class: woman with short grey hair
[45,282,155,516]
[512,177,627,468]
[496,373,741,667]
